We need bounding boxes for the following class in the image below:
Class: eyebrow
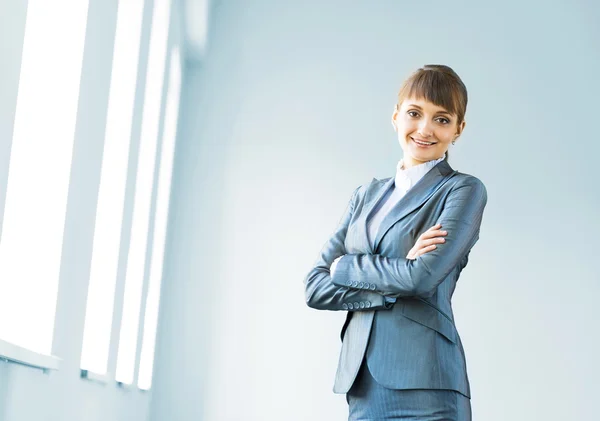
[407,104,453,116]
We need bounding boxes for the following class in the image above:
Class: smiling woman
[305,64,486,421]
[392,64,468,168]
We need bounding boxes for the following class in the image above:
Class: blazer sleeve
[330,177,488,298]
[304,185,395,311]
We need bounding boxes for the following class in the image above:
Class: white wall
[0,1,184,420]
[151,0,600,420]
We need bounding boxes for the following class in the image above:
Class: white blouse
[330,153,446,276]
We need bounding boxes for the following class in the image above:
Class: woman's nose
[417,121,433,137]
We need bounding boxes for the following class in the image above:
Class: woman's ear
[391,104,399,131]
[455,119,466,138]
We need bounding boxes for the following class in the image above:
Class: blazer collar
[362,159,457,253]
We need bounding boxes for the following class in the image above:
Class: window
[138,45,182,390]
[115,0,172,385]
[79,0,146,376]
[0,0,89,357]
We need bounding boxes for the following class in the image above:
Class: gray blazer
[304,159,488,398]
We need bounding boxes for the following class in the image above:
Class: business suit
[304,158,487,419]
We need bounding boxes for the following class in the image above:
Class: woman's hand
[330,255,343,277]
[406,224,447,260]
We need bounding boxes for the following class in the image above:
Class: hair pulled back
[396,65,468,162]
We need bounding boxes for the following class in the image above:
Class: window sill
[116,381,136,390]
[116,380,151,392]
[0,339,61,371]
[80,369,110,384]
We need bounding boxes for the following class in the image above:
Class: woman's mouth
[411,137,436,147]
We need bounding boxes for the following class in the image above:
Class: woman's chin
[407,148,433,160]
[400,143,439,162]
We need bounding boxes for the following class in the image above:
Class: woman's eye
[407,111,419,117]
[436,117,450,124]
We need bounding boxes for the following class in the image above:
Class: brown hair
[396,64,468,162]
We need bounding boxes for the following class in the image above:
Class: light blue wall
[0,1,184,420]
[151,0,600,420]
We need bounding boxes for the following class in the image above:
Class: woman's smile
[411,137,437,147]
[392,97,465,168]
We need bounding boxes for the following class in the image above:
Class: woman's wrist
[330,255,344,276]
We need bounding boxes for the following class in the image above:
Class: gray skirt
[346,359,472,421]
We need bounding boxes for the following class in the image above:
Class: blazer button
[352,281,358,287]
[342,303,348,310]
[370,284,376,290]
[346,280,352,287]
[348,303,354,310]
[358,282,365,288]
[365,301,371,308]
[353,302,359,309]
[359,302,365,309]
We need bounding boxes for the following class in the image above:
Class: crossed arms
[304,177,487,311]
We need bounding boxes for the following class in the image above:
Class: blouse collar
[395,153,446,192]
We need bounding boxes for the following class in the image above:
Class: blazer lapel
[371,159,457,253]
[359,177,395,254]
[362,177,388,210]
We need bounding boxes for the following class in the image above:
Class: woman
[304,64,487,420]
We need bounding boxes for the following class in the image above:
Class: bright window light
[0,0,89,355]
[115,0,172,385]
[138,46,182,391]
[79,0,146,375]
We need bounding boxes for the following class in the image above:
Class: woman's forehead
[400,97,453,114]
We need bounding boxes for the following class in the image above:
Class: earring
[452,141,456,145]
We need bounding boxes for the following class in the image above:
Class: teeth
[413,138,434,146]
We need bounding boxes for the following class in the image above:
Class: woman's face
[392,97,465,168]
